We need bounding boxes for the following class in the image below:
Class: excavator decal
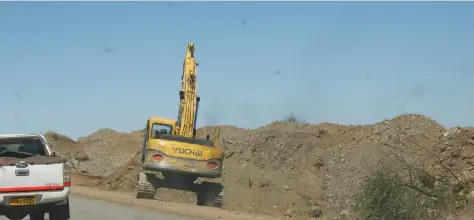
[172,147,203,157]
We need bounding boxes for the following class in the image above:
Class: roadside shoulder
[71,185,278,220]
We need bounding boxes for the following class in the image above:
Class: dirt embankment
[46,114,474,219]
[45,129,142,177]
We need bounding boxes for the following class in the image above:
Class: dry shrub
[354,154,456,220]
[283,113,305,123]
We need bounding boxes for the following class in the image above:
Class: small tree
[283,113,304,123]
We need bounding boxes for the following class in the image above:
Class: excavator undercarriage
[136,170,224,207]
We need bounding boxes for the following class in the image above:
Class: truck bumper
[0,187,70,206]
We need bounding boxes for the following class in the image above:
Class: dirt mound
[98,152,141,190]
[49,114,474,219]
[45,129,142,177]
[44,131,89,172]
[76,128,143,177]
[44,131,88,160]
[437,127,474,184]
[192,114,449,218]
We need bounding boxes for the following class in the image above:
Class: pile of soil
[76,128,142,177]
[436,127,474,185]
[45,114,474,219]
[44,129,142,177]
[44,131,89,172]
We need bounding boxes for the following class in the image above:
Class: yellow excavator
[136,43,225,207]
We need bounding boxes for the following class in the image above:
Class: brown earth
[45,129,142,177]
[45,114,474,219]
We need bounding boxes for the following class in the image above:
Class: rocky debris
[49,114,474,219]
[436,127,474,184]
[309,206,323,218]
[44,131,89,172]
[44,131,87,160]
[97,152,141,190]
[76,128,143,177]
[44,129,142,177]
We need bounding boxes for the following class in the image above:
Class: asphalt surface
[0,195,199,220]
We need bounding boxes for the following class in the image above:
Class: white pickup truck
[0,134,70,220]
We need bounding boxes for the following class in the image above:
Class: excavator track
[135,171,156,199]
[197,181,224,208]
[212,189,224,207]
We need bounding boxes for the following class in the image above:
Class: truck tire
[49,199,70,220]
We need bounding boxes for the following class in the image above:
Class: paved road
[0,195,199,220]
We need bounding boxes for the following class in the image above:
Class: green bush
[353,162,455,220]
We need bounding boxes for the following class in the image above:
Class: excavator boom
[176,42,200,138]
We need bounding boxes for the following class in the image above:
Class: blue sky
[1,2,473,139]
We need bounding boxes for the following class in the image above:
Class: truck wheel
[49,199,70,220]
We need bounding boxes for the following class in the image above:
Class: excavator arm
[176,43,200,138]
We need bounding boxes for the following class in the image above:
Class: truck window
[0,139,46,156]
[151,123,172,139]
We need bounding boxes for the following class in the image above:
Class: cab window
[0,138,47,157]
[151,123,172,139]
